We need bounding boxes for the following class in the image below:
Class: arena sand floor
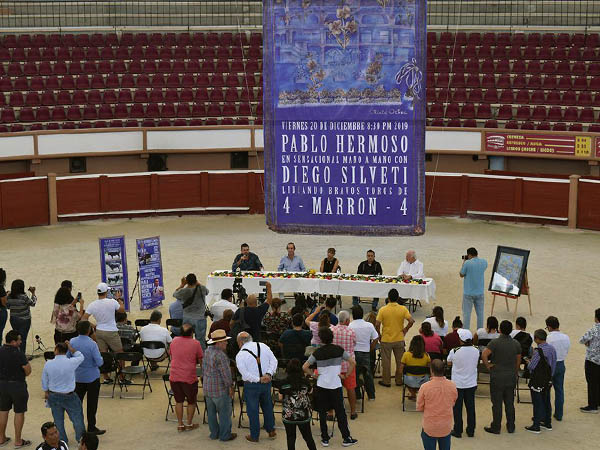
[1,215,598,449]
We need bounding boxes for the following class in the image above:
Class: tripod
[29,333,47,359]
[129,270,140,309]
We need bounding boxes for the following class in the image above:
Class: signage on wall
[485,132,592,157]
[99,235,130,310]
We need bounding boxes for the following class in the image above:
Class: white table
[205,272,436,304]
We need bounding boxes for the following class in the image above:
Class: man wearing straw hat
[203,330,237,442]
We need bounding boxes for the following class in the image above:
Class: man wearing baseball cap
[202,330,236,442]
[447,328,479,438]
[82,283,126,385]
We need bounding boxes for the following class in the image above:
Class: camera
[204,308,214,319]
[76,292,82,301]
[232,277,248,306]
[461,255,468,260]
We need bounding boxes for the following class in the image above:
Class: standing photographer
[7,280,37,354]
[459,247,488,330]
[51,287,84,344]
[173,274,209,350]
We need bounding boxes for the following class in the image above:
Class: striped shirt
[35,440,69,450]
[307,344,349,389]
[7,293,37,320]
[202,345,232,398]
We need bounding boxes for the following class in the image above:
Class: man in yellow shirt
[375,289,415,387]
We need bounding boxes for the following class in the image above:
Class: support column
[568,174,580,229]
[47,173,58,225]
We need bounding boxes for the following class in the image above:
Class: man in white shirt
[235,332,277,443]
[82,283,125,354]
[545,316,570,421]
[447,328,479,438]
[210,289,239,322]
[139,310,172,366]
[397,250,424,280]
[349,305,378,401]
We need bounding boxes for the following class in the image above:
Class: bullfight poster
[263,0,426,235]
[99,235,130,310]
[136,236,165,310]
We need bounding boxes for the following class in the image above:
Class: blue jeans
[183,316,207,350]
[352,296,379,310]
[552,361,565,420]
[48,392,85,444]
[243,382,275,440]
[531,388,552,428]
[421,429,451,450]
[206,394,233,441]
[0,308,7,345]
[462,294,484,330]
[354,351,375,399]
[9,316,31,353]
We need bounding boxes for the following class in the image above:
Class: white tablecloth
[206,272,436,303]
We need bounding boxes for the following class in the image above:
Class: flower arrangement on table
[210,270,428,285]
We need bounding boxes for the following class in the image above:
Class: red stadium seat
[512,75,526,89]
[567,47,581,61]
[445,103,460,118]
[164,89,179,103]
[25,92,41,107]
[481,74,496,89]
[552,122,567,131]
[451,89,467,103]
[41,91,55,106]
[121,74,136,88]
[461,103,475,119]
[497,74,511,89]
[109,120,124,128]
[542,75,558,90]
[520,121,535,130]
[149,88,164,103]
[83,105,98,120]
[497,105,513,120]
[536,121,551,130]
[579,91,593,106]
[133,89,149,103]
[124,120,139,128]
[532,106,547,121]
[484,119,498,128]
[209,89,224,103]
[117,89,133,104]
[569,123,583,131]
[504,120,519,129]
[558,76,573,90]
[30,77,44,91]
[531,90,546,104]
[195,89,209,103]
[161,103,176,118]
[114,104,129,119]
[580,108,595,122]
[557,61,571,75]
[468,89,482,103]
[548,106,563,121]
[476,103,491,119]
[482,88,498,103]
[13,78,28,91]
[145,103,160,118]
[527,75,542,89]
[176,103,192,118]
[574,76,589,90]
[72,91,87,105]
[9,92,24,107]
[428,103,444,118]
[446,118,461,127]
[588,124,600,132]
[103,90,118,104]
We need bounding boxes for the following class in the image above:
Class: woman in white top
[424,306,448,337]
[473,316,499,349]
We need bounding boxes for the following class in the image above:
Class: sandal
[0,438,10,447]
[185,423,200,431]
[177,425,186,432]
[14,439,31,448]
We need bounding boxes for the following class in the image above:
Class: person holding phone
[6,280,37,354]
[51,286,85,344]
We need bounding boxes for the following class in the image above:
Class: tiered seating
[426,31,600,130]
[0,32,263,132]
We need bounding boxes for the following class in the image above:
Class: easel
[490,270,532,320]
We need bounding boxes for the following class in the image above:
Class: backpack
[528,347,552,392]
[227,308,252,356]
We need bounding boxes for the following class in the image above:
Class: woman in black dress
[320,248,340,273]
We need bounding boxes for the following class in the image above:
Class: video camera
[232,277,248,306]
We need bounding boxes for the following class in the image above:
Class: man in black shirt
[0,330,32,448]
[230,282,273,342]
[279,313,312,361]
[352,249,384,311]
[36,422,68,450]
[231,243,263,272]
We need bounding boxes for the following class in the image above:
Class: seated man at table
[232,243,263,272]
[230,282,273,342]
[397,250,424,280]
[277,242,306,272]
[352,249,383,311]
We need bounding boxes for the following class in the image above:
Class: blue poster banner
[264,0,426,235]
[136,236,165,310]
[99,236,130,311]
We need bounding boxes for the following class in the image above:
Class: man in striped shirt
[202,330,236,442]
[36,421,68,450]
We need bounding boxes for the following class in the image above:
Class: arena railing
[1,168,598,232]
[0,0,599,30]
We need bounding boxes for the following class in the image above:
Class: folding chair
[162,374,200,421]
[114,352,152,399]
[44,351,55,361]
[141,341,170,377]
[402,366,429,411]
[516,346,533,403]
[135,319,151,333]
[475,339,492,397]
[355,365,367,413]
[99,352,118,398]
[166,318,182,337]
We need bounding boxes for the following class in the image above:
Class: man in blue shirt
[42,341,85,445]
[277,242,306,272]
[525,329,557,434]
[69,321,105,436]
[459,247,488,330]
[169,298,183,336]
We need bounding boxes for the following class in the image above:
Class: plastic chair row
[1,59,262,77]
[428,72,600,90]
[429,103,597,122]
[0,32,263,49]
[427,31,598,48]
[429,59,600,76]
[428,43,600,60]
[1,45,263,62]
[0,73,263,91]
[2,87,262,107]
[428,88,599,107]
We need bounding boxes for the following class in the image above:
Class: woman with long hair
[420,321,443,360]
[399,335,431,400]
[473,316,499,348]
[424,306,448,336]
[7,279,37,353]
[278,359,317,450]
[263,297,291,355]
[443,316,464,355]
[51,286,84,344]
[0,268,7,345]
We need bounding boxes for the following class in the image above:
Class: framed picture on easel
[489,246,530,296]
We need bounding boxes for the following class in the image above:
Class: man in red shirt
[416,359,457,449]
[169,323,203,432]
